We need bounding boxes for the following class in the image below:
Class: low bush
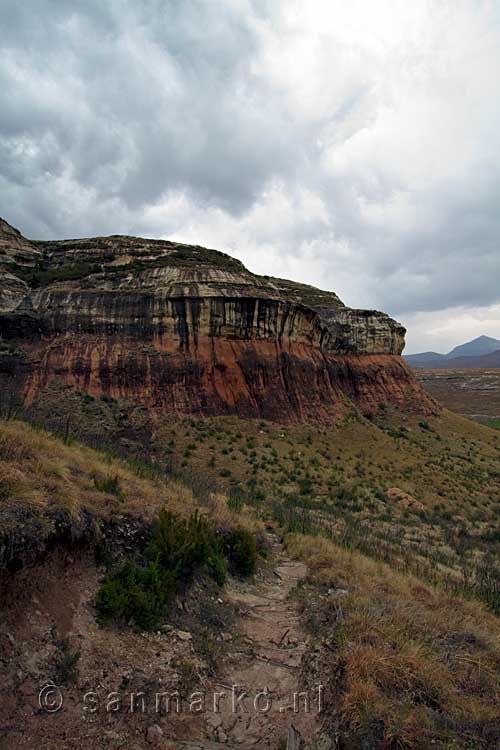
[151,509,226,585]
[226,528,257,578]
[96,560,175,629]
[96,510,226,628]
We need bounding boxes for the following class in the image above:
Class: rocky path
[200,534,322,750]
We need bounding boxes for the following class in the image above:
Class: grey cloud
[1,0,298,224]
[0,0,499,345]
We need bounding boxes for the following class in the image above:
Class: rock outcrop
[0,218,436,422]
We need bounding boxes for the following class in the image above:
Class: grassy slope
[0,418,254,544]
[0,419,193,528]
[22,384,500,603]
[158,408,500,599]
[288,533,500,749]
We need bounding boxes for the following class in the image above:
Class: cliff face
[0,219,436,422]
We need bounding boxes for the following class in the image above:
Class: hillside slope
[1,417,500,749]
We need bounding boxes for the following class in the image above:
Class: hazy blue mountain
[445,335,500,359]
[405,335,500,368]
[405,351,447,365]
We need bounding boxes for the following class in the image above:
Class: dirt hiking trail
[197,533,324,750]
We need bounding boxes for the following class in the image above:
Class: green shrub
[96,560,175,629]
[298,477,313,495]
[227,529,257,578]
[96,510,226,629]
[207,551,226,586]
[151,509,225,584]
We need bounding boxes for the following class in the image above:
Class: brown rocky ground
[205,534,325,748]
[0,528,324,750]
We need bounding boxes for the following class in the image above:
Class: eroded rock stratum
[0,217,436,422]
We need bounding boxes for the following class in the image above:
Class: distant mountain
[423,348,500,369]
[406,335,500,368]
[447,335,500,359]
[405,351,447,365]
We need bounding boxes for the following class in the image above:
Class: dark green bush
[96,560,175,629]
[298,477,313,495]
[151,509,225,585]
[227,528,257,578]
[419,420,434,432]
[96,510,226,629]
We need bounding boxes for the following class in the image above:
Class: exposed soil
[0,534,325,750]
[204,534,324,749]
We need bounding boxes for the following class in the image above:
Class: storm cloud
[1,0,499,352]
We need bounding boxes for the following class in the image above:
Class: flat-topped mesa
[0,219,434,422]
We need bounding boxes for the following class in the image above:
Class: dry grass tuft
[0,419,196,529]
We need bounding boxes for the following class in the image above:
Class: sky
[1,0,499,353]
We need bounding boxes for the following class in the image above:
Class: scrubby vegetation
[96,510,227,628]
[2,379,500,746]
[147,409,500,613]
[96,510,260,628]
[0,418,193,525]
[93,473,125,500]
[7,260,102,287]
[151,509,225,584]
[96,559,176,629]
[15,382,500,615]
[225,527,257,578]
[0,417,260,632]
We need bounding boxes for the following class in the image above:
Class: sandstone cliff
[0,218,436,422]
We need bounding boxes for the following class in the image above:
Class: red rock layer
[22,335,437,424]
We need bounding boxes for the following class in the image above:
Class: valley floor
[416,367,500,425]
